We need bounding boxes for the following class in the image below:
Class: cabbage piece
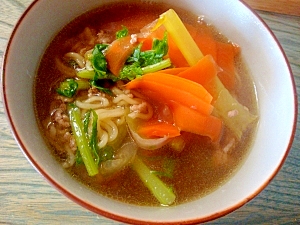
[210,77,258,139]
[99,142,137,176]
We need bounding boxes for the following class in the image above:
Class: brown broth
[34,2,258,206]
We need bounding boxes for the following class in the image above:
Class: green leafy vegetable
[119,32,170,80]
[116,25,129,39]
[76,44,116,95]
[91,44,109,79]
[74,44,107,79]
[76,79,91,89]
[56,78,78,97]
[119,62,143,80]
[77,32,169,82]
[131,156,176,206]
[57,78,90,97]
[127,32,168,67]
[73,71,116,95]
[90,80,114,95]
[77,70,95,80]
[119,58,171,80]
[141,58,171,74]
[140,50,162,66]
[75,150,83,165]
[152,32,169,59]
[83,109,100,165]
[76,109,115,165]
[68,104,98,176]
[126,45,142,64]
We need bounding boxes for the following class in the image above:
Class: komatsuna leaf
[116,25,129,39]
[91,44,109,79]
[152,31,168,58]
[56,78,78,98]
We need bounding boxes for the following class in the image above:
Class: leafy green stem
[68,104,98,176]
[142,58,172,74]
[131,156,176,206]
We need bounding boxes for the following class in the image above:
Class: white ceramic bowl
[2,0,297,224]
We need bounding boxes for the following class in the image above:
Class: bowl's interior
[2,0,296,223]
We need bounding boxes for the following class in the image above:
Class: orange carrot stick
[185,24,218,61]
[137,37,153,51]
[126,78,213,116]
[133,73,213,103]
[169,101,222,142]
[194,34,218,61]
[216,41,238,90]
[176,54,219,86]
[105,36,137,76]
[167,35,190,67]
[217,41,238,75]
[187,22,239,91]
[138,121,181,138]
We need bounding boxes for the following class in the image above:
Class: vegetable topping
[52,8,258,206]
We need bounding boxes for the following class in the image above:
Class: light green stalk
[131,156,176,206]
[142,58,172,74]
[68,104,98,176]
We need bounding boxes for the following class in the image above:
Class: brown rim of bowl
[1,0,298,224]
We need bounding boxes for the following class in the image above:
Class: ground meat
[68,27,113,54]
[45,96,77,167]
[130,101,148,114]
[63,131,77,153]
[96,30,113,44]
[51,108,70,129]
[228,109,239,118]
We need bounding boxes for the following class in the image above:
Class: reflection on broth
[34,2,258,206]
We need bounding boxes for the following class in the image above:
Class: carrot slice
[138,121,181,138]
[216,41,238,90]
[132,73,212,103]
[185,23,239,90]
[176,55,219,86]
[105,36,137,76]
[167,35,190,67]
[194,34,218,61]
[189,27,239,90]
[169,101,222,142]
[137,37,153,52]
[126,77,213,116]
[185,24,218,61]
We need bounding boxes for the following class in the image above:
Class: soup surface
[34,2,258,206]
